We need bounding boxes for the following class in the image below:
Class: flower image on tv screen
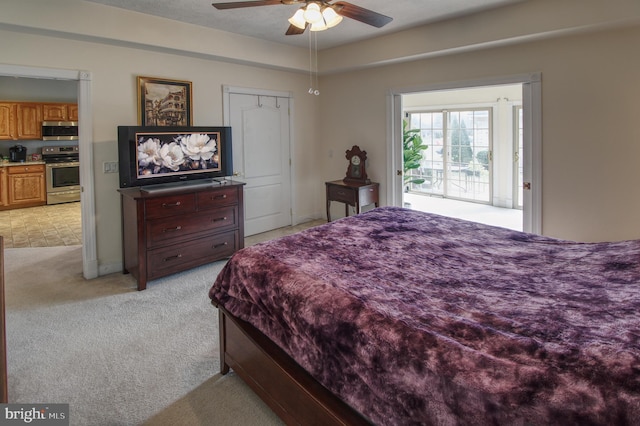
[136,131,222,179]
[118,125,233,188]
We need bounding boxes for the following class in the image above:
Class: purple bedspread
[209,207,640,425]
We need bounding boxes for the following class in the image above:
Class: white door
[226,90,292,236]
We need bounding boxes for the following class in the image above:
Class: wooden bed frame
[216,306,371,425]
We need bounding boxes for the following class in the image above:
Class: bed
[209,206,640,425]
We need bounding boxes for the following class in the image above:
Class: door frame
[222,85,297,227]
[0,63,98,279]
[387,73,542,234]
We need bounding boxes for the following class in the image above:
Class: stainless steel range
[42,145,80,205]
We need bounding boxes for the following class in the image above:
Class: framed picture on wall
[137,76,193,126]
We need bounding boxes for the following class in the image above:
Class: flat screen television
[118,126,233,188]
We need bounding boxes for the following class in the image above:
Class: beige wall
[0,2,321,275]
[319,25,640,242]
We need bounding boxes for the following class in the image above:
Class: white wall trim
[0,63,98,278]
[387,72,542,234]
[522,79,542,234]
[386,92,403,210]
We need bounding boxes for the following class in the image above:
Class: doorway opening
[403,85,523,231]
[0,77,82,247]
[0,64,97,279]
[388,74,541,234]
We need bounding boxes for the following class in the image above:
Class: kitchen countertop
[0,161,46,167]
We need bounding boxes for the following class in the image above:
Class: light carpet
[4,245,283,426]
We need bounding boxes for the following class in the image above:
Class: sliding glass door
[406,108,492,203]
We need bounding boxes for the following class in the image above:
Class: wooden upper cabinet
[15,103,42,140]
[42,103,68,121]
[0,103,16,140]
[68,104,78,121]
[0,102,77,140]
[42,103,78,122]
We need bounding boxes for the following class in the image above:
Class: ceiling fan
[211,0,393,35]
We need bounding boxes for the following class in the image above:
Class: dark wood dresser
[118,181,245,290]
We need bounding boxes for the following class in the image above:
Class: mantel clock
[343,145,370,184]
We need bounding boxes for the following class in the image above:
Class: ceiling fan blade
[333,1,393,28]
[286,23,307,35]
[212,0,284,10]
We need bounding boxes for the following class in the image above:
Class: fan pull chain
[308,31,319,96]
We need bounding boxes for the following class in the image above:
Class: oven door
[46,162,81,204]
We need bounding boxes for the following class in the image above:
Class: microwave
[42,121,78,141]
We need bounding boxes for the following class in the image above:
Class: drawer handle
[162,201,182,208]
[337,191,346,196]
[213,217,228,222]
[213,242,228,249]
[213,194,227,200]
[163,225,182,233]
[164,254,183,262]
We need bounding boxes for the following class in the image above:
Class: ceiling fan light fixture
[322,6,343,28]
[303,2,323,24]
[310,20,328,32]
[288,9,306,30]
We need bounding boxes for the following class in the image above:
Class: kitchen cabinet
[42,103,67,121]
[42,103,78,122]
[0,104,16,140]
[68,104,78,121]
[0,101,77,140]
[0,168,6,207]
[15,103,42,140]
[5,164,46,208]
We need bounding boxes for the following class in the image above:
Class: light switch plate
[103,161,119,173]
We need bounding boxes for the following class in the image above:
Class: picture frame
[137,76,192,126]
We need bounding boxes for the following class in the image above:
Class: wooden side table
[325,180,379,222]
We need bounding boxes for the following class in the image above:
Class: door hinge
[523,182,531,190]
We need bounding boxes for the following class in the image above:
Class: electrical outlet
[103,161,119,173]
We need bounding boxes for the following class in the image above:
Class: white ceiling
[82,0,525,50]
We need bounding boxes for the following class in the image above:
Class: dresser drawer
[144,193,196,219]
[327,184,356,205]
[146,206,238,247]
[358,185,379,206]
[7,164,45,174]
[146,230,238,279]
[197,186,239,209]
